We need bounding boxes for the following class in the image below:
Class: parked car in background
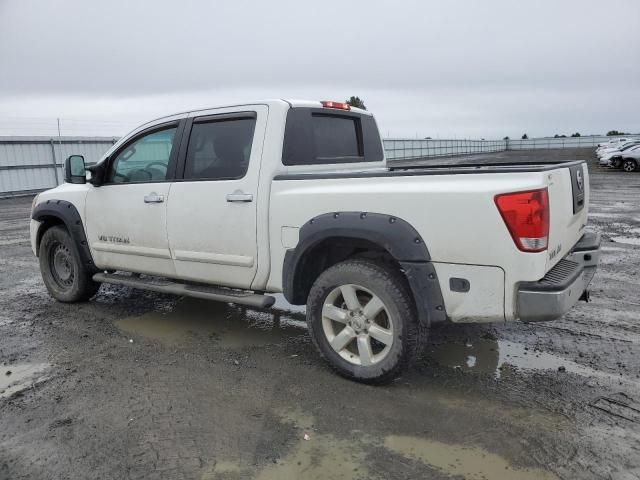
[597,141,640,160]
[599,143,640,167]
[597,137,630,149]
[620,146,640,172]
[596,139,633,156]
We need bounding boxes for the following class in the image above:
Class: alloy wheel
[321,284,394,366]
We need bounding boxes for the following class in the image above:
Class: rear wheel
[623,159,637,172]
[39,226,100,302]
[306,259,425,384]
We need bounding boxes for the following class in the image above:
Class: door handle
[226,190,253,203]
[144,192,165,203]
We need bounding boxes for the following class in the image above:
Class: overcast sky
[0,0,638,138]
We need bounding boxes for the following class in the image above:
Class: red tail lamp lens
[495,188,549,252]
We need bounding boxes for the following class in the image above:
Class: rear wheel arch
[282,212,447,326]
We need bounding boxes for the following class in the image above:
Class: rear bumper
[517,231,601,322]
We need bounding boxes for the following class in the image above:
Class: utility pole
[56,118,63,185]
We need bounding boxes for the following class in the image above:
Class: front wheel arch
[35,216,64,255]
[32,200,96,271]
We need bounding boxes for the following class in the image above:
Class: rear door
[166,105,267,288]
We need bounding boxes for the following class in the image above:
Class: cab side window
[108,126,177,183]
[183,117,256,181]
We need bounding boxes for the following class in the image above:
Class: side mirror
[86,161,106,187]
[65,155,86,184]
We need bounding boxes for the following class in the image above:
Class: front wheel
[39,225,100,302]
[306,259,425,384]
[622,159,637,172]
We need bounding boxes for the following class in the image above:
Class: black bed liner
[273,160,585,181]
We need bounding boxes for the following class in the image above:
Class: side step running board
[93,272,275,309]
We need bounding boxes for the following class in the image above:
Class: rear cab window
[282,107,383,166]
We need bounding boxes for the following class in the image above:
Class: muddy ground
[1,148,639,480]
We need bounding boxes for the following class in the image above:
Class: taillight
[494,188,549,252]
[321,100,351,110]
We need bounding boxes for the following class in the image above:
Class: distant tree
[554,134,567,138]
[607,130,626,136]
[503,136,510,140]
[571,132,581,137]
[346,96,366,110]
[521,133,528,140]
[424,136,432,139]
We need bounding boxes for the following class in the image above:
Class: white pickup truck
[30,99,601,383]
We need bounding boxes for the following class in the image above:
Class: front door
[85,122,182,277]
[166,106,267,289]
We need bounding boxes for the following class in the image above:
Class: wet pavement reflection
[0,362,50,399]
[116,295,634,386]
[116,296,306,348]
[426,331,636,385]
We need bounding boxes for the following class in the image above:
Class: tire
[39,225,100,302]
[306,259,425,384]
[622,159,637,173]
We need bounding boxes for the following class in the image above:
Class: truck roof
[139,99,371,130]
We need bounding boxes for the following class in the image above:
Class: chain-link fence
[1,134,638,196]
[383,138,507,161]
[507,135,640,150]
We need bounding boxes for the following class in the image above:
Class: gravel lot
[1,148,639,480]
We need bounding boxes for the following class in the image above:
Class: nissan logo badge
[576,169,584,191]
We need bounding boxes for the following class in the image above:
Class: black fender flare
[283,211,447,326]
[32,199,96,270]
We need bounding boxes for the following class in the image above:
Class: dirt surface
[1,149,639,480]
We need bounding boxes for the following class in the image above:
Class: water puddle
[203,407,367,480]
[116,297,306,348]
[426,336,631,383]
[0,362,51,399]
[384,435,559,480]
[610,236,640,246]
[204,407,559,480]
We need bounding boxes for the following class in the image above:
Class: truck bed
[388,147,594,168]
[270,150,590,322]
[274,159,585,181]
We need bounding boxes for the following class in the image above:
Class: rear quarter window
[282,107,383,166]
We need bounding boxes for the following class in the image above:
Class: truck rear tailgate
[545,161,589,272]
